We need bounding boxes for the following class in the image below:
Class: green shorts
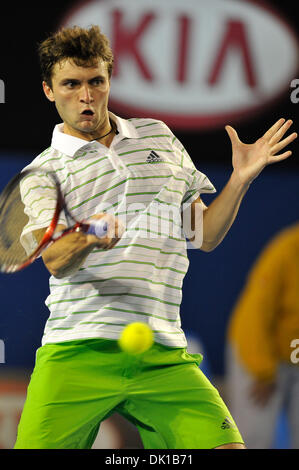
[14,339,243,449]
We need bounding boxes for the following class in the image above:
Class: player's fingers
[88,213,125,247]
[263,118,286,141]
[268,150,292,164]
[89,213,118,238]
[271,132,297,155]
[100,236,120,250]
[115,219,125,238]
[269,119,295,145]
[225,125,241,147]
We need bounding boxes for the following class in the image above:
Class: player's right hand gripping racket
[0,167,109,273]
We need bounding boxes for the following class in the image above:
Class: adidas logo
[146,151,163,164]
[221,417,237,430]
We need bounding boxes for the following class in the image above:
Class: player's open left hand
[225,118,298,185]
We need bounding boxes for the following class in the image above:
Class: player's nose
[79,84,94,103]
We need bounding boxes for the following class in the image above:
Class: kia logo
[61,0,299,130]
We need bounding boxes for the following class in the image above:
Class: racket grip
[87,219,108,238]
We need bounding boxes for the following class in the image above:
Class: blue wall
[0,155,298,375]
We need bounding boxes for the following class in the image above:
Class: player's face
[43,58,111,140]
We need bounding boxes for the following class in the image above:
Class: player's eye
[91,78,104,86]
[63,80,78,88]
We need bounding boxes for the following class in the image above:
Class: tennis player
[14,25,297,449]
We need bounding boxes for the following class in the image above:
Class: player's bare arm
[189,118,297,251]
[39,214,123,278]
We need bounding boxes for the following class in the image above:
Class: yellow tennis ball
[118,322,154,354]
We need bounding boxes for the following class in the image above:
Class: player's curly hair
[38,25,114,87]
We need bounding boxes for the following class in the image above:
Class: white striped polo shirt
[23,112,216,347]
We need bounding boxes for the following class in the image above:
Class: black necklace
[92,120,117,142]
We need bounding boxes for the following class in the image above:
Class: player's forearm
[42,231,99,278]
[200,171,250,251]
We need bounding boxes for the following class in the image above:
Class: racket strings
[0,183,31,268]
[0,170,58,272]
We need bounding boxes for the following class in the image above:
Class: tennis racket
[0,167,109,273]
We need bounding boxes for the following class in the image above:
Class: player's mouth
[80,109,95,120]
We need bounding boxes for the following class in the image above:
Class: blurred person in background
[226,222,299,448]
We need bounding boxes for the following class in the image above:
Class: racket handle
[86,219,108,238]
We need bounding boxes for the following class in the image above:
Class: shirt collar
[51,111,139,157]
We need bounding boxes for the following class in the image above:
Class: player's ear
[43,81,55,102]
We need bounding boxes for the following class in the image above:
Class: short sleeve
[162,122,216,206]
[182,166,216,207]
[19,170,67,255]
